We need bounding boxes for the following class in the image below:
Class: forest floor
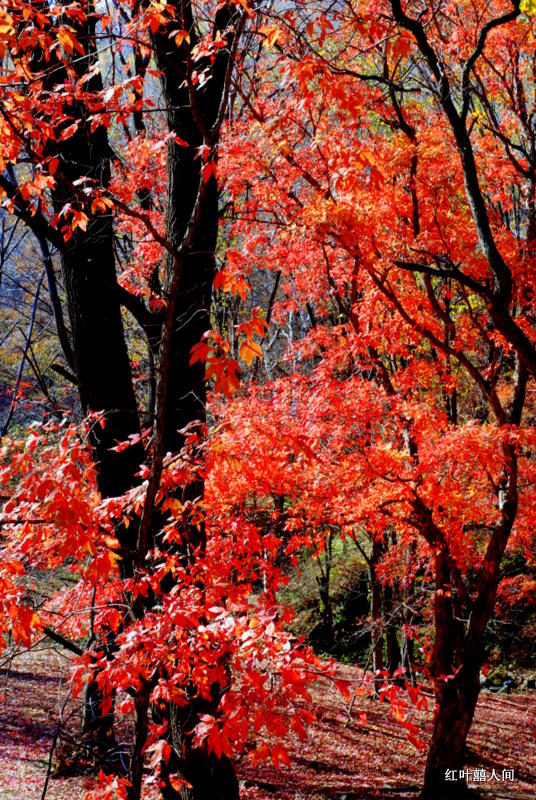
[1,647,535,800]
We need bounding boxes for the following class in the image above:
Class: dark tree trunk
[316,529,334,649]
[148,4,242,797]
[369,537,384,694]
[150,0,228,456]
[401,541,417,685]
[156,699,239,800]
[420,667,481,800]
[81,680,117,764]
[52,122,142,772]
[54,202,143,498]
[382,582,401,676]
[129,679,152,799]
[31,6,144,760]
[420,431,520,800]
[30,0,145,518]
[420,552,476,799]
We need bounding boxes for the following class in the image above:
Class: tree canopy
[1,1,535,799]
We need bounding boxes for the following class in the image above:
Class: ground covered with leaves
[1,649,535,800]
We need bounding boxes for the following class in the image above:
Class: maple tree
[214,0,536,797]
[0,1,289,798]
[1,0,536,799]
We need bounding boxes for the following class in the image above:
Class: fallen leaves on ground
[1,650,535,800]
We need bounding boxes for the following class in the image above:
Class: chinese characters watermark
[445,769,515,783]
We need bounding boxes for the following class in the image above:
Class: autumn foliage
[1,0,536,799]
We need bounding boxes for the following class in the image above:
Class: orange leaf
[239,339,262,367]
[169,775,193,791]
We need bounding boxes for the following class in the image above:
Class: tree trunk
[420,663,481,800]
[81,680,118,765]
[316,529,334,649]
[128,680,152,800]
[420,447,520,800]
[30,5,144,761]
[369,537,384,694]
[401,541,417,685]
[383,582,401,676]
[37,7,144,501]
[148,4,242,797]
[157,700,239,800]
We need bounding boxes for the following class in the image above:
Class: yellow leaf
[259,24,281,47]
[71,210,89,232]
[91,196,114,214]
[174,29,190,47]
[239,339,262,367]
[161,497,185,516]
[58,26,85,56]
